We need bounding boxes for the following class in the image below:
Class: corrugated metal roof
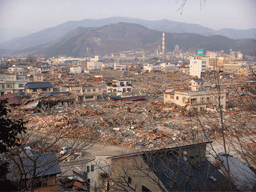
[22,100,39,109]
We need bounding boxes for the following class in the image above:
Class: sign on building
[197,49,204,56]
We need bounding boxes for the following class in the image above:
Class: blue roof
[247,77,256,82]
[193,78,205,83]
[6,80,27,83]
[118,79,132,81]
[25,82,53,89]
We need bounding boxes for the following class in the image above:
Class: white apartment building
[87,61,103,70]
[60,85,103,102]
[8,66,26,75]
[70,66,82,74]
[107,79,133,95]
[189,58,206,78]
[160,63,177,73]
[0,74,27,95]
[114,63,127,70]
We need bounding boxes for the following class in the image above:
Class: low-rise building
[70,66,82,74]
[164,79,226,111]
[78,86,103,102]
[223,63,247,74]
[33,74,44,82]
[7,149,61,192]
[8,66,26,75]
[0,74,27,95]
[94,74,103,82]
[160,63,176,73]
[107,79,132,95]
[24,82,54,94]
[60,85,103,102]
[87,61,103,70]
[84,142,229,192]
[114,63,129,70]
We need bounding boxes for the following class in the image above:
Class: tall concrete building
[230,49,236,61]
[189,58,206,78]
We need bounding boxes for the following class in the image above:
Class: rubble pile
[4,70,256,150]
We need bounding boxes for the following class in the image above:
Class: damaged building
[164,79,226,111]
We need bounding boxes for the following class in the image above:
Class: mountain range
[11,22,254,58]
[0,17,255,52]
[0,28,31,43]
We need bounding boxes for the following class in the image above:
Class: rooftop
[192,78,205,83]
[25,82,53,89]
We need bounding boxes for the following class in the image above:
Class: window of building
[87,89,91,92]
[93,89,96,92]
[42,88,47,91]
[128,177,132,184]
[176,96,179,100]
[91,165,94,172]
[35,178,47,188]
[191,98,197,104]
[87,166,90,173]
[18,84,23,88]
[33,89,37,92]
[85,95,94,99]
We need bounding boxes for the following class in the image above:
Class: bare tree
[4,104,100,191]
[26,55,36,64]
[176,0,207,14]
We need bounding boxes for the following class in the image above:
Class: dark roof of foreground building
[107,142,236,191]
[25,82,53,89]
[143,154,232,191]
[7,150,61,181]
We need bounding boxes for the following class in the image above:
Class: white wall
[189,59,206,78]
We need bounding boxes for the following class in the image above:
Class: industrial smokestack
[162,32,165,55]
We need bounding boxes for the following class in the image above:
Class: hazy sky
[1,0,256,32]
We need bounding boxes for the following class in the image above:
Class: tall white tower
[162,32,165,55]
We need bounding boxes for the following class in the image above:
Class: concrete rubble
[3,71,255,152]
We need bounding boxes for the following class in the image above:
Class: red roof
[0,93,23,105]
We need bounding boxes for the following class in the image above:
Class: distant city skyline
[1,0,256,33]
